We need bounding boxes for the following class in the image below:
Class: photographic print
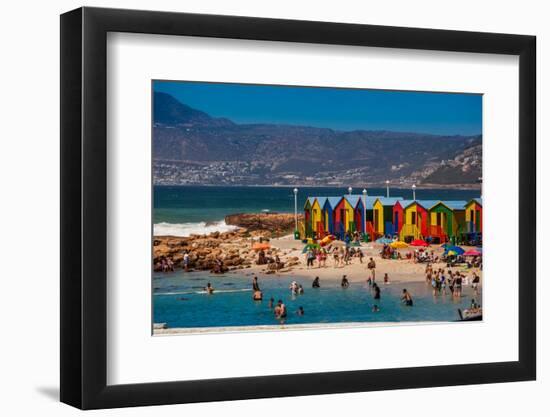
[152,81,483,335]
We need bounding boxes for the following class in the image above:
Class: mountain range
[153,92,482,188]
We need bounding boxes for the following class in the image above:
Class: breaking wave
[153,220,239,237]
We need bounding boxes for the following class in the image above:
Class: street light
[386,180,390,198]
[362,189,367,233]
[412,184,416,200]
[348,186,353,195]
[293,188,298,231]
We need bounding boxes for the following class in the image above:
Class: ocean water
[153,272,481,329]
[153,185,480,236]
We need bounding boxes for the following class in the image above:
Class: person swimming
[372,304,380,312]
[205,282,214,294]
[312,276,320,288]
[253,290,263,301]
[401,289,413,306]
[268,297,274,309]
[341,275,350,288]
[297,306,304,316]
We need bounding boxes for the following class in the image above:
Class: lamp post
[348,186,353,196]
[362,188,367,234]
[293,188,298,231]
[386,180,390,198]
[412,184,416,200]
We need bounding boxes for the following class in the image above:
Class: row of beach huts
[302,195,482,244]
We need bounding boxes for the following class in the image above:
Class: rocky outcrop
[153,227,289,273]
[224,212,303,234]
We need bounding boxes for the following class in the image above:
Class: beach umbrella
[447,250,457,256]
[301,243,321,253]
[444,245,465,255]
[390,241,408,249]
[252,242,270,251]
[376,237,393,244]
[464,249,482,257]
[410,239,429,247]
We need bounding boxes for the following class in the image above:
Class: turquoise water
[153,272,481,329]
[153,185,480,236]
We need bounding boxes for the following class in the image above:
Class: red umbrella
[410,239,429,247]
[464,249,482,256]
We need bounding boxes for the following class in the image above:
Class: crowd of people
[304,245,365,269]
[425,264,481,298]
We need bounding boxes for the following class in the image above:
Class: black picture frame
[60,6,536,410]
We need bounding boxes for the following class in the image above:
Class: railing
[426,225,447,243]
[399,224,421,241]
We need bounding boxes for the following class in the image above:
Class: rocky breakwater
[153,212,302,273]
[224,212,303,235]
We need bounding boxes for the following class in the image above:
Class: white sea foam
[153,220,239,237]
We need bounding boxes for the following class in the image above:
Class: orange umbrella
[252,242,271,251]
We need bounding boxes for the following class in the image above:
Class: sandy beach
[248,233,483,285]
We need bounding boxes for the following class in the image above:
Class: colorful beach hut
[303,197,314,238]
[373,197,403,236]
[322,197,342,235]
[464,198,483,234]
[332,196,356,239]
[311,197,328,238]
[400,200,440,241]
[392,199,414,236]
[429,200,467,242]
[344,195,366,234]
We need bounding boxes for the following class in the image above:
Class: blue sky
[153,80,482,136]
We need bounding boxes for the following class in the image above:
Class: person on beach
[341,275,350,288]
[333,250,340,268]
[339,247,345,267]
[252,276,260,292]
[358,248,364,263]
[183,252,190,272]
[472,273,480,295]
[306,249,315,269]
[367,258,376,282]
[401,289,413,306]
[297,306,305,316]
[383,273,390,284]
[205,282,214,294]
[312,276,320,288]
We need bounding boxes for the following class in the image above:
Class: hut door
[475,210,481,232]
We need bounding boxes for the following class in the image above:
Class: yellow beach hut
[464,198,483,234]
[373,197,403,236]
[311,197,328,237]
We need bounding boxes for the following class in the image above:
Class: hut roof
[433,200,468,211]
[466,197,483,207]
[409,200,441,210]
[314,197,328,207]
[344,195,361,208]
[324,197,343,209]
[396,199,415,209]
[375,197,404,207]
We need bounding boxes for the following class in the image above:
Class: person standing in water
[373,283,381,300]
[401,288,413,306]
[252,276,260,292]
[341,275,350,288]
[312,276,320,288]
[204,282,214,294]
[367,257,376,282]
